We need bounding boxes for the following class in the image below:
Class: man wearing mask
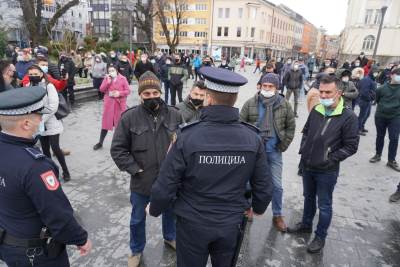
[108,50,119,67]
[111,71,182,267]
[117,54,134,84]
[176,80,207,123]
[257,63,276,89]
[168,55,188,106]
[370,68,400,172]
[288,75,359,253]
[160,57,172,104]
[58,53,76,105]
[275,57,284,76]
[283,62,303,117]
[335,69,359,108]
[307,56,316,80]
[357,52,369,67]
[351,59,361,71]
[134,53,155,80]
[219,58,230,70]
[358,67,378,136]
[240,73,295,232]
[15,50,34,80]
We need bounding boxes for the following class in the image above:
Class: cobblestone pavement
[2,70,399,267]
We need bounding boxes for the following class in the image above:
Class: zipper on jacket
[320,118,332,136]
[324,147,331,161]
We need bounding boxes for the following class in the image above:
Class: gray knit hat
[261,73,280,89]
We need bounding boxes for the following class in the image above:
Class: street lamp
[126,1,135,54]
[372,0,390,59]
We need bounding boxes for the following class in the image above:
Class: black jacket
[150,105,273,225]
[110,102,182,196]
[58,58,76,86]
[300,99,359,172]
[283,69,303,90]
[117,60,133,82]
[134,61,155,80]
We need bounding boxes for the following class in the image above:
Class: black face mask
[29,75,42,85]
[143,97,162,111]
[190,97,203,106]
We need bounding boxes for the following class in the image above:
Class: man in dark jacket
[336,68,359,108]
[240,73,295,232]
[108,50,119,68]
[288,75,359,253]
[160,57,172,104]
[357,52,369,67]
[58,53,76,105]
[168,55,188,106]
[283,62,303,117]
[176,80,206,123]
[117,54,133,84]
[133,53,155,80]
[110,71,182,267]
[358,67,378,136]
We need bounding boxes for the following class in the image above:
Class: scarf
[259,94,277,140]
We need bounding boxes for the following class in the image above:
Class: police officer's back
[0,87,91,266]
[149,67,273,267]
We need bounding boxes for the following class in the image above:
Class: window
[217,26,222,36]
[225,8,230,18]
[224,27,229,36]
[362,35,375,50]
[195,4,207,11]
[364,9,373,24]
[237,27,241,37]
[251,8,257,19]
[179,31,188,37]
[195,32,207,37]
[250,27,255,38]
[179,18,188,24]
[260,30,264,40]
[238,8,243,18]
[218,8,223,18]
[195,18,207,24]
[179,4,189,11]
[374,9,382,24]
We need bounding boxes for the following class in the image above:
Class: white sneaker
[128,253,142,267]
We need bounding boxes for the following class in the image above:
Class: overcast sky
[270,0,349,35]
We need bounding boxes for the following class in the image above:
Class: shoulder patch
[179,120,201,131]
[25,147,45,160]
[240,121,260,133]
[40,170,60,191]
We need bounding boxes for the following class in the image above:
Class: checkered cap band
[0,98,45,115]
[205,79,239,93]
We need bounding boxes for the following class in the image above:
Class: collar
[315,97,344,116]
[200,105,239,123]
[0,132,36,146]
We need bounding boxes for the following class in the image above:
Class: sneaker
[307,235,325,253]
[287,222,312,234]
[164,239,176,250]
[128,253,142,267]
[389,190,400,202]
[93,143,103,150]
[63,173,71,182]
[369,154,381,163]
[387,161,400,172]
[273,216,287,232]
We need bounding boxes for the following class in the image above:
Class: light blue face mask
[320,98,334,107]
[40,65,48,74]
[393,75,400,84]
[32,121,45,139]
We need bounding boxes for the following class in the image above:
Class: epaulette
[25,147,46,160]
[240,121,260,133]
[179,120,201,131]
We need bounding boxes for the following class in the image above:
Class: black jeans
[163,81,171,104]
[375,116,400,161]
[194,67,201,81]
[40,134,70,175]
[78,67,87,78]
[170,84,183,106]
[93,77,104,99]
[61,85,75,105]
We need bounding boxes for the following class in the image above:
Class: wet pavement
[2,70,399,267]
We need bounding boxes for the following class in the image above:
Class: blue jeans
[358,99,372,131]
[266,151,283,216]
[302,169,338,240]
[130,192,176,254]
[375,116,400,161]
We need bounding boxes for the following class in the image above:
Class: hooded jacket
[336,68,359,108]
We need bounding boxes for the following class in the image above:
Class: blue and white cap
[199,67,248,93]
[0,86,49,115]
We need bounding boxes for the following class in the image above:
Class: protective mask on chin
[32,121,45,139]
[320,98,335,107]
[260,90,275,98]
[143,97,162,111]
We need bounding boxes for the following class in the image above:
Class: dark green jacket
[176,97,202,123]
[376,83,400,119]
[240,93,296,152]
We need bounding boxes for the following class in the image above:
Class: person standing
[0,60,17,91]
[0,87,92,266]
[283,62,303,117]
[193,54,202,80]
[91,55,108,100]
[239,56,246,72]
[93,65,131,150]
[369,68,400,172]
[117,54,134,84]
[83,52,93,79]
[336,69,359,108]
[110,71,182,267]
[253,58,261,73]
[176,80,207,123]
[288,75,359,253]
[358,67,378,136]
[307,56,316,80]
[160,57,172,104]
[357,52,369,67]
[351,67,365,110]
[15,49,34,80]
[58,53,76,105]
[168,55,188,106]
[149,67,273,267]
[133,53,155,80]
[108,50,120,67]
[228,54,237,72]
[71,50,82,77]
[240,73,295,232]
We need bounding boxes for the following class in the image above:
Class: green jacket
[176,97,202,123]
[376,83,400,119]
[240,93,296,152]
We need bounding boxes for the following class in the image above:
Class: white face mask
[260,90,275,98]
[293,65,299,70]
[33,120,45,139]
[109,71,117,78]
[150,59,156,64]
[342,77,349,82]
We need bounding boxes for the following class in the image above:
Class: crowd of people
[0,43,400,267]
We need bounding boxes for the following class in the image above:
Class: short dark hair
[193,80,206,90]
[320,74,341,90]
[391,68,400,75]
[207,89,237,106]
[35,56,48,63]
[265,63,274,69]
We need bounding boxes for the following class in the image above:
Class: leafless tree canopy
[131,0,157,52]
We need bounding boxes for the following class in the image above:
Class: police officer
[0,87,91,266]
[149,67,273,267]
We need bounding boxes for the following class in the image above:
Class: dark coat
[176,97,202,123]
[58,58,76,86]
[283,69,303,90]
[117,60,133,82]
[110,102,182,196]
[134,61,155,80]
[358,74,377,102]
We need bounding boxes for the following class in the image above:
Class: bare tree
[131,0,157,52]
[154,0,186,53]
[17,0,80,46]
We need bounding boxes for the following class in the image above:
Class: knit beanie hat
[261,73,280,89]
[138,71,161,94]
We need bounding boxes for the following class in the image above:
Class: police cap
[0,86,48,115]
[199,66,248,93]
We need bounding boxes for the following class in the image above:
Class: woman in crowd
[25,65,71,181]
[93,65,131,150]
[91,54,108,100]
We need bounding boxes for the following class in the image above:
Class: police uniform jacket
[110,102,182,196]
[0,133,87,245]
[150,105,273,225]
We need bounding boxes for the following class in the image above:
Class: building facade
[300,21,318,56]
[340,0,400,64]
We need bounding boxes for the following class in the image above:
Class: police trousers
[176,217,240,267]
[0,244,69,267]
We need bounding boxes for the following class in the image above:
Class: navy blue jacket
[0,133,87,245]
[358,74,377,102]
[150,105,273,225]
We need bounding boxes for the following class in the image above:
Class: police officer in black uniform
[0,87,92,266]
[149,67,273,267]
